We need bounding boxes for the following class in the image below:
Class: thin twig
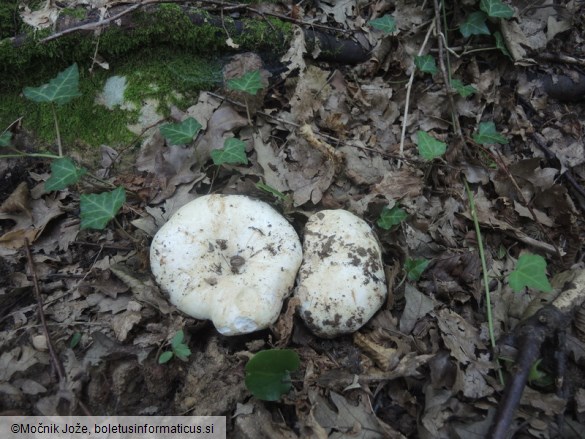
[505,231,559,255]
[71,241,133,251]
[432,0,462,139]
[40,2,143,43]
[399,21,435,158]
[113,217,141,243]
[535,53,585,67]
[24,239,66,383]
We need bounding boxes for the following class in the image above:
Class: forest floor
[1,0,585,438]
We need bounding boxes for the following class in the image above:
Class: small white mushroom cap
[295,210,387,338]
[150,194,302,335]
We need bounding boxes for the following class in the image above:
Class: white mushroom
[150,194,302,335]
[295,210,387,338]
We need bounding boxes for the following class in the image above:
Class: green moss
[0,47,225,150]
[0,5,291,77]
[111,46,223,116]
[0,71,135,149]
[0,4,291,152]
[0,0,21,39]
[231,17,291,53]
[60,7,87,20]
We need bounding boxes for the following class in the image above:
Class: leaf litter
[1,0,585,437]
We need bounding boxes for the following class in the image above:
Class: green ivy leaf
[480,0,514,18]
[227,70,264,96]
[158,351,174,364]
[45,157,87,192]
[451,79,476,97]
[245,349,300,401]
[460,11,490,38]
[417,131,447,160]
[160,117,202,145]
[171,330,185,348]
[369,15,396,34]
[173,344,192,361]
[405,258,430,281]
[377,205,408,230]
[414,55,437,74]
[211,138,248,165]
[69,332,82,349]
[473,121,508,145]
[79,186,126,230]
[0,131,12,147]
[23,63,82,105]
[493,31,512,58]
[256,182,287,201]
[508,253,552,293]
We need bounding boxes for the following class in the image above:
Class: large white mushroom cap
[150,194,302,335]
[295,210,387,338]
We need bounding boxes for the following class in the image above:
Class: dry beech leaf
[353,331,400,371]
[271,297,300,348]
[0,182,31,217]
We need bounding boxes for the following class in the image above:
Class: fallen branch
[488,305,569,439]
[24,238,66,384]
[4,1,371,69]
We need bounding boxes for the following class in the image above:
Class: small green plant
[1,64,127,231]
[69,332,82,349]
[458,0,514,57]
[226,69,265,122]
[0,131,11,147]
[211,137,248,166]
[43,157,126,230]
[256,181,287,201]
[23,63,82,157]
[159,117,202,145]
[158,330,192,364]
[368,15,396,34]
[416,131,447,160]
[377,205,408,230]
[245,349,300,401]
[405,258,430,281]
[473,121,508,145]
[451,79,476,97]
[479,0,514,18]
[493,31,511,58]
[528,358,554,387]
[227,70,264,96]
[414,55,437,75]
[460,11,491,38]
[44,157,86,191]
[80,187,127,230]
[508,253,553,293]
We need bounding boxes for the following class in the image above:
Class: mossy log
[0,3,371,88]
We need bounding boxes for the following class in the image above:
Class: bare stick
[24,239,66,383]
[432,0,462,139]
[399,21,435,158]
[40,2,143,43]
